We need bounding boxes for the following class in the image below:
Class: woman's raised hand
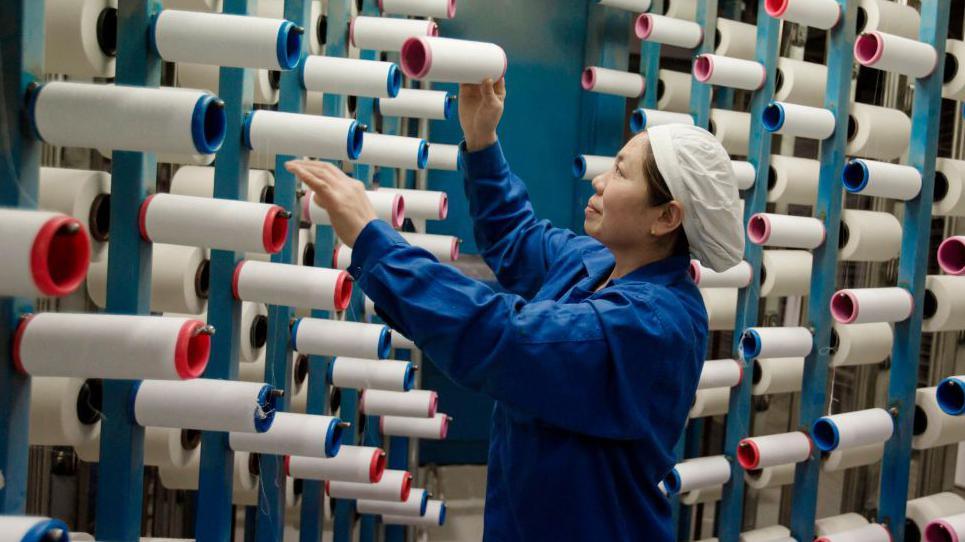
[285,159,377,248]
[459,78,506,152]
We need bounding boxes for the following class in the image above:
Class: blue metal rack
[688,0,718,129]
[0,0,44,517]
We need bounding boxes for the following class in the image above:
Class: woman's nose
[591,173,606,194]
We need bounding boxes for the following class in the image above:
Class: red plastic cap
[581,67,596,91]
[31,216,91,297]
[284,455,291,476]
[138,194,155,242]
[746,214,771,245]
[11,314,36,375]
[830,290,858,324]
[370,449,387,483]
[438,193,449,220]
[427,392,439,417]
[333,271,353,311]
[401,37,432,79]
[688,260,701,284]
[693,55,713,82]
[764,0,789,17]
[175,320,211,379]
[854,32,885,66]
[735,440,760,470]
[232,261,246,300]
[450,238,460,262]
[634,14,653,39]
[439,415,450,439]
[262,205,289,254]
[400,471,412,501]
[938,237,965,275]
[390,194,405,229]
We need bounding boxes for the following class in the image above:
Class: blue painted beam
[688,0,719,129]
[638,0,663,111]
[712,0,741,109]
[95,1,162,539]
[0,0,44,516]
[713,3,779,541]
[876,2,950,540]
[788,2,856,540]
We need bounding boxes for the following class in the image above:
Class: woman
[286,78,744,541]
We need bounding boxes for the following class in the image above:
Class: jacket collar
[581,246,691,288]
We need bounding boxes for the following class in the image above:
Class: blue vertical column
[876,2,950,540]
[253,0,311,540]
[638,0,663,110]
[195,0,255,538]
[0,0,44,516]
[95,1,161,539]
[688,0,718,128]
[788,2,856,540]
[715,3,779,540]
[712,0,741,108]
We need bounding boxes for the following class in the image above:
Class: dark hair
[642,144,690,256]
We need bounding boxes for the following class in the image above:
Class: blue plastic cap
[663,468,683,496]
[416,140,429,169]
[444,94,456,120]
[630,109,646,133]
[290,318,303,351]
[22,518,70,542]
[255,384,278,433]
[402,363,415,391]
[572,156,587,178]
[842,159,870,193]
[241,111,255,150]
[325,416,344,457]
[438,502,447,525]
[740,329,762,360]
[347,120,364,160]
[191,94,227,154]
[25,82,44,141]
[377,327,392,359]
[326,358,336,384]
[937,377,965,416]
[387,64,402,98]
[811,417,840,452]
[276,21,302,70]
[148,11,160,56]
[761,102,786,133]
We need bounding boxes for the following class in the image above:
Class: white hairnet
[646,124,744,272]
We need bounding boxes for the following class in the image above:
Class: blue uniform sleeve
[461,141,578,299]
[349,220,696,440]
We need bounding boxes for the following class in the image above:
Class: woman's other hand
[285,160,377,248]
[459,78,506,152]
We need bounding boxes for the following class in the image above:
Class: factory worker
[286,78,743,541]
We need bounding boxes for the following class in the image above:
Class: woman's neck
[607,244,673,283]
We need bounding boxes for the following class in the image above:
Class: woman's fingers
[495,77,507,99]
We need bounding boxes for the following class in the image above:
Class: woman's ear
[654,201,685,236]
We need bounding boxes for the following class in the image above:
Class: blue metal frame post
[688,0,718,129]
[788,2,856,540]
[639,0,664,111]
[0,0,44,516]
[95,1,162,538]
[715,2,780,540]
[876,2,950,539]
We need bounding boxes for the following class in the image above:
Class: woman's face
[584,134,670,251]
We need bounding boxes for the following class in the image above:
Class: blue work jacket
[347,141,708,541]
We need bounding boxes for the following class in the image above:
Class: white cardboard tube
[658,69,692,112]
[846,102,911,161]
[134,378,276,433]
[377,89,454,120]
[360,389,438,418]
[761,101,835,139]
[381,413,450,440]
[842,159,922,200]
[350,16,438,52]
[736,432,811,470]
[334,233,460,268]
[380,0,456,18]
[29,377,101,448]
[740,526,792,542]
[761,250,812,298]
[354,133,428,170]
[764,0,840,30]
[327,469,412,502]
[157,448,201,490]
[939,237,965,276]
[855,31,938,79]
[382,500,447,527]
[301,56,401,98]
[715,18,756,61]
[170,166,274,204]
[88,244,208,314]
[747,213,826,249]
[143,426,199,468]
[0,517,70,541]
[811,408,894,452]
[741,327,813,360]
[923,276,965,332]
[427,143,460,171]
[233,260,352,312]
[38,167,111,259]
[664,456,731,495]
[944,40,965,101]
[690,260,752,288]
[140,193,288,254]
[230,412,341,458]
[177,62,279,105]
[357,488,429,518]
[330,357,415,392]
[401,37,507,84]
[596,0,652,12]
[44,0,117,78]
[767,155,819,205]
[245,110,364,161]
[830,322,893,367]
[293,318,390,360]
[934,159,965,217]
[378,188,447,221]
[0,209,91,298]
[574,155,615,180]
[31,81,226,155]
[907,493,965,541]
[634,14,703,49]
[744,463,796,490]
[838,210,901,262]
[581,66,646,98]
[856,0,922,39]
[15,313,209,380]
[306,191,404,229]
[391,332,416,351]
[774,57,828,108]
[630,108,694,133]
[693,54,765,91]
[709,109,751,156]
[679,485,723,505]
[697,359,743,390]
[830,287,914,324]
[822,443,884,472]
[689,387,731,418]
[701,288,738,330]
[914,388,965,450]
[815,524,890,542]
[153,10,301,70]
[288,445,386,483]
[751,358,804,395]
[731,161,756,190]
[815,513,870,536]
